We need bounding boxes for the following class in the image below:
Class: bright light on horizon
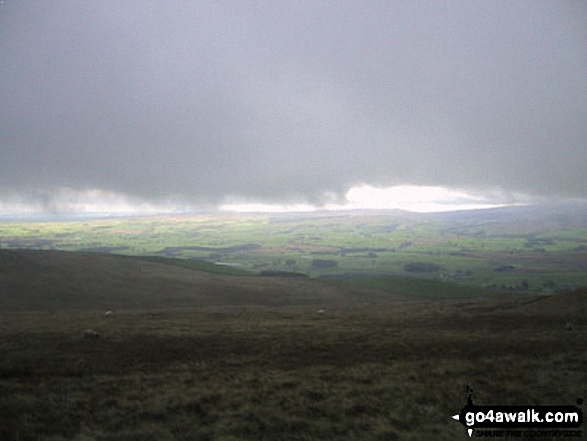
[0,185,524,217]
[220,184,515,213]
[334,184,510,213]
[218,202,317,213]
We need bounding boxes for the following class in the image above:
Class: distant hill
[424,201,587,231]
[0,249,413,311]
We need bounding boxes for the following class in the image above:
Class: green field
[1,206,587,295]
[0,248,585,440]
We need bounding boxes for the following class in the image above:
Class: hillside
[0,249,412,311]
[506,287,587,317]
[1,248,586,440]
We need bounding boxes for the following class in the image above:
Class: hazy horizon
[1,1,585,215]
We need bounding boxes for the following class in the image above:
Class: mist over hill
[424,201,587,227]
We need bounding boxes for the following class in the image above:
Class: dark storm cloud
[1,0,586,206]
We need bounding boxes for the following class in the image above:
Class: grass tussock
[0,293,585,440]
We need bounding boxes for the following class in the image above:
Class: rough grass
[343,276,500,299]
[1,291,585,440]
[133,255,256,276]
[0,250,409,312]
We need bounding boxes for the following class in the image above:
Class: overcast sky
[1,1,586,213]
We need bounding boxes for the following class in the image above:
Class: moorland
[0,204,586,440]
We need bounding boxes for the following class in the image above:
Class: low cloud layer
[1,1,586,209]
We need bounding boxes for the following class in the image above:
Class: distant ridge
[424,201,587,226]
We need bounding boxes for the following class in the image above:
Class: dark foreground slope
[0,249,585,440]
[0,249,410,311]
[0,291,585,441]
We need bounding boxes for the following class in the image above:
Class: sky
[1,1,586,214]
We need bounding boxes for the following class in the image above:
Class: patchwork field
[2,204,587,294]
[0,249,586,440]
[1,205,586,439]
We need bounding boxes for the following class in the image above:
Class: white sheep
[83,329,100,339]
